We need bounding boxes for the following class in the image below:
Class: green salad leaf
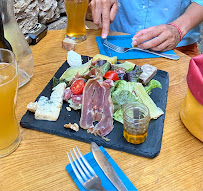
[52,77,68,88]
[111,80,140,122]
[60,59,92,81]
[114,61,135,71]
[113,108,124,124]
[133,83,164,119]
[111,79,163,123]
[144,79,162,95]
[101,62,111,73]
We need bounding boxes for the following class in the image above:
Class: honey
[123,129,148,144]
[123,102,150,144]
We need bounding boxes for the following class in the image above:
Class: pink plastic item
[187,54,203,105]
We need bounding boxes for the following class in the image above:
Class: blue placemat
[66,146,137,191]
[95,35,177,60]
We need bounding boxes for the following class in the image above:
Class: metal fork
[67,147,106,191]
[103,39,180,60]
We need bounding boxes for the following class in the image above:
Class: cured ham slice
[80,78,114,136]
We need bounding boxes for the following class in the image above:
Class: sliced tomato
[71,79,85,95]
[104,71,119,81]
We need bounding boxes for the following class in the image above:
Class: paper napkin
[95,35,177,60]
[66,146,137,191]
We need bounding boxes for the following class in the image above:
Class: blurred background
[14,0,203,53]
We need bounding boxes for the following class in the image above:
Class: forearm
[172,2,203,37]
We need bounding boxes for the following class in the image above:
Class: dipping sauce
[123,102,150,144]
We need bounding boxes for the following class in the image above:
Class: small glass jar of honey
[123,102,150,144]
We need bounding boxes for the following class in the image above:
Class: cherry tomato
[104,71,119,81]
[71,79,85,95]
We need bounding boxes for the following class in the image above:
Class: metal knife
[91,142,128,191]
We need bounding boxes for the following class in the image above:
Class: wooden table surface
[0,29,202,191]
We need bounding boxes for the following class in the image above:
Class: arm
[133,2,203,52]
[173,2,203,37]
[90,0,118,38]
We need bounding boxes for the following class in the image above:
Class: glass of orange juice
[0,48,20,158]
[64,0,88,42]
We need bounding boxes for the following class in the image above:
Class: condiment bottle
[0,0,34,87]
[123,102,150,144]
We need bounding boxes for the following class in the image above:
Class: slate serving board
[20,56,169,159]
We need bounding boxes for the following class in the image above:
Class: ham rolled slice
[80,77,114,136]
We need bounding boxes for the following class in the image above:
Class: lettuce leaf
[114,61,135,71]
[144,79,162,95]
[111,79,163,123]
[60,59,92,81]
[113,108,124,124]
[111,80,140,113]
[133,83,164,119]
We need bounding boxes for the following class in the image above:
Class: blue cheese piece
[35,96,61,121]
[27,102,38,112]
[27,83,66,121]
[50,83,67,108]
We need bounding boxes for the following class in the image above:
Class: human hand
[90,0,118,38]
[132,24,181,52]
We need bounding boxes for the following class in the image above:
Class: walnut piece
[64,123,79,132]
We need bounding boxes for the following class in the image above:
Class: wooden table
[1,29,202,191]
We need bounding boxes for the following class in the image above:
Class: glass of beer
[0,48,20,158]
[64,0,88,42]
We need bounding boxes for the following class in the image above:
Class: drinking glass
[64,0,88,42]
[0,48,20,158]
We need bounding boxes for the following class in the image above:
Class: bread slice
[62,38,77,51]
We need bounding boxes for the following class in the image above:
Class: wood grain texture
[0,29,202,191]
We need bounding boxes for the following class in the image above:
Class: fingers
[133,27,155,38]
[101,0,111,38]
[132,25,180,51]
[138,33,167,50]
[110,2,118,23]
[91,0,102,28]
[150,40,170,52]
[133,27,163,47]
[90,0,118,39]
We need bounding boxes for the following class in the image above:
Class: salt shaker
[0,0,34,87]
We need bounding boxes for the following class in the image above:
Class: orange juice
[0,63,19,157]
[65,0,88,41]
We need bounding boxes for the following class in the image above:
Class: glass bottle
[0,12,12,50]
[123,102,150,144]
[0,0,34,88]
